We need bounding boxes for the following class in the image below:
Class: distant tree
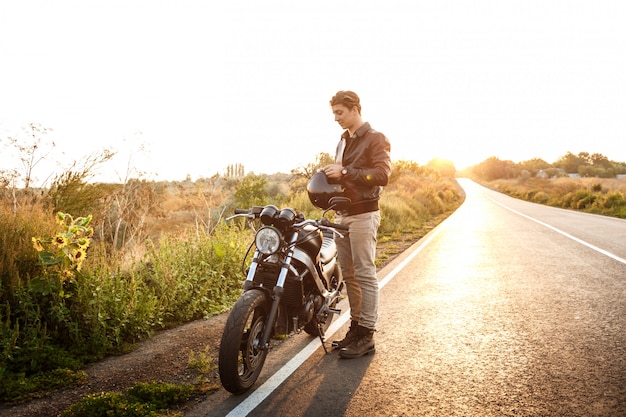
[234,175,268,207]
[590,153,612,169]
[472,157,517,181]
[225,163,245,178]
[578,165,595,178]
[518,158,552,176]
[543,167,565,178]
[389,160,431,183]
[291,152,334,179]
[579,165,614,178]
[426,158,456,177]
[554,152,588,174]
[578,152,593,165]
[613,161,626,175]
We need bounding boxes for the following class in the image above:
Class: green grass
[59,381,194,417]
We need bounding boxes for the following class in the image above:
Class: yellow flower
[56,212,68,226]
[32,237,44,252]
[77,237,90,250]
[73,248,85,262]
[54,234,69,248]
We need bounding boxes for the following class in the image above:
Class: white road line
[225,225,445,417]
[491,198,626,265]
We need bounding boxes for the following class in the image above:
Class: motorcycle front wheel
[219,289,270,395]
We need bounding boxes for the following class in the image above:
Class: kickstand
[316,307,340,354]
[317,324,329,354]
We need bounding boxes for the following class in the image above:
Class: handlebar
[227,207,349,234]
[293,218,349,234]
[227,206,265,221]
[317,217,349,231]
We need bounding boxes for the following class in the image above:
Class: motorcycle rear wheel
[219,289,269,395]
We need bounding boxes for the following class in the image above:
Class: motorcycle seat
[319,231,337,265]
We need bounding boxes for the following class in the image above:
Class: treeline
[464,152,626,181]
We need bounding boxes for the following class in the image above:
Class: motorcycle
[218,172,349,394]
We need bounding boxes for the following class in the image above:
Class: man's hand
[323,164,344,180]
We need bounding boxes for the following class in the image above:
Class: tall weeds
[0,163,464,402]
[0,202,251,401]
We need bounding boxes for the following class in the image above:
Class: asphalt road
[189,178,626,417]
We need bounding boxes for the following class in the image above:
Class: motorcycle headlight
[255,226,282,255]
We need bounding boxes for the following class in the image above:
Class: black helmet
[307,171,345,210]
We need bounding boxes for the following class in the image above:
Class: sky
[1,1,625,184]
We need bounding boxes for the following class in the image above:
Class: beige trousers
[335,211,381,330]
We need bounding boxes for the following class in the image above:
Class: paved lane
[191,179,626,417]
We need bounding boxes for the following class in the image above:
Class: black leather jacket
[336,122,392,215]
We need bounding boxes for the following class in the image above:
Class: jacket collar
[342,122,371,140]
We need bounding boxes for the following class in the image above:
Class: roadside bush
[560,192,575,209]
[127,382,194,410]
[136,223,250,325]
[531,191,550,204]
[0,199,55,298]
[0,212,250,402]
[600,191,625,209]
[573,190,596,209]
[379,192,422,236]
[379,173,462,238]
[59,381,193,417]
[0,368,87,404]
[592,191,626,218]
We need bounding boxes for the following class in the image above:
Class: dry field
[486,176,626,218]
[490,176,626,195]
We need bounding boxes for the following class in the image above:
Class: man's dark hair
[330,90,361,114]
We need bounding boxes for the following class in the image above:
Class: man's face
[332,104,359,132]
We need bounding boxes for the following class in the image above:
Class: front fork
[244,238,343,353]
[246,237,297,351]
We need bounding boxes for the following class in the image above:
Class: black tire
[219,289,270,395]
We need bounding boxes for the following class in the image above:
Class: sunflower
[76,237,91,250]
[73,248,85,262]
[54,234,69,248]
[31,237,45,252]
[56,212,68,226]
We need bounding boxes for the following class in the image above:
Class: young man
[323,90,392,359]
